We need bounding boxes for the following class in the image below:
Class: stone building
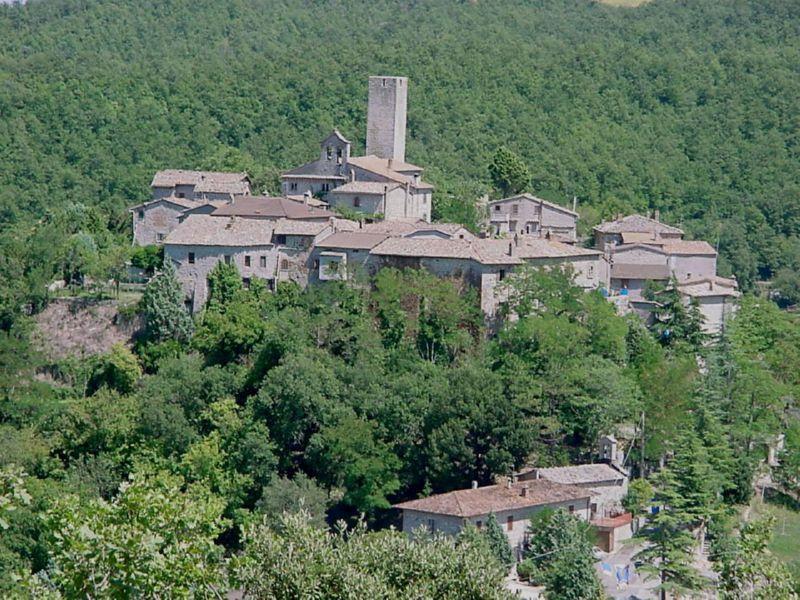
[393,479,591,557]
[163,215,280,312]
[280,76,433,222]
[130,196,202,246]
[130,170,251,246]
[488,193,579,241]
[672,276,740,335]
[593,213,683,251]
[150,169,250,202]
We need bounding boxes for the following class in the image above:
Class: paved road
[595,540,658,600]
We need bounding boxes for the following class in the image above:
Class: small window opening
[260,256,267,268]
[354,197,361,208]
[224,255,231,265]
[507,516,514,531]
[188,252,195,264]
[138,210,145,220]
[244,255,251,267]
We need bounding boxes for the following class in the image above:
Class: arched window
[280,259,289,271]
[326,146,333,160]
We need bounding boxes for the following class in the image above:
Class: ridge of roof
[594,214,684,235]
[489,193,579,217]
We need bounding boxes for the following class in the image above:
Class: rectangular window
[244,255,251,267]
[177,192,185,199]
[275,234,287,245]
[224,255,232,265]
[427,519,435,533]
[138,210,145,220]
[499,269,506,281]
[188,252,195,264]
[156,233,165,242]
[588,265,595,277]
[260,256,267,268]
[353,197,361,208]
[507,516,514,531]
[476,520,482,530]
[280,259,289,270]
[494,205,500,212]
[290,182,298,191]
[242,277,250,289]
[511,204,519,216]
[568,505,575,514]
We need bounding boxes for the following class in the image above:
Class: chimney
[654,209,660,222]
[388,158,394,170]
[471,480,478,490]
[506,477,513,490]
[349,168,355,183]
[520,484,529,498]
[304,190,311,206]
[329,216,337,233]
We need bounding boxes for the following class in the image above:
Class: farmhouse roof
[676,277,741,298]
[534,464,626,486]
[594,214,683,235]
[212,196,333,220]
[165,215,273,247]
[393,479,590,518]
[370,237,477,260]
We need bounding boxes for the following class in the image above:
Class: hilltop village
[131,76,738,334]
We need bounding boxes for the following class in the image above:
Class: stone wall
[366,76,407,162]
[133,201,185,246]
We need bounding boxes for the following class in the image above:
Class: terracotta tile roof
[165,215,273,247]
[323,128,351,145]
[661,240,717,256]
[612,243,667,256]
[592,512,633,529]
[316,232,390,250]
[286,194,329,208]
[489,193,578,217]
[594,214,683,235]
[515,238,602,259]
[621,231,662,244]
[534,464,626,486]
[273,219,329,236]
[329,181,403,195]
[212,196,334,220]
[610,263,670,280]
[394,480,590,518]
[151,170,249,193]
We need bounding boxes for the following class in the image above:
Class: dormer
[320,129,351,165]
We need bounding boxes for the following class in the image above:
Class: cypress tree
[483,512,514,567]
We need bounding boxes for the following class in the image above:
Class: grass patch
[750,495,800,584]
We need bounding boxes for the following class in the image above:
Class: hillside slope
[0,0,798,290]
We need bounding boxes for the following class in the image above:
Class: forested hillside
[1,0,799,307]
[2,0,800,596]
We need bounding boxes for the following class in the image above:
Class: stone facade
[165,243,279,312]
[488,194,578,241]
[366,76,407,162]
[131,198,197,246]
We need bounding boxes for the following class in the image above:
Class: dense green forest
[1,0,800,596]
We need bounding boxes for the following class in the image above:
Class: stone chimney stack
[471,480,478,490]
[654,209,661,222]
[366,76,408,162]
[520,484,529,497]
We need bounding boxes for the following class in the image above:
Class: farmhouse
[393,478,591,557]
[488,193,578,242]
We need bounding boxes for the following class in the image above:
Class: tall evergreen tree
[140,261,194,343]
[484,512,514,567]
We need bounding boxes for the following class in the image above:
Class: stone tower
[366,76,407,162]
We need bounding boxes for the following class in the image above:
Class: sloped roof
[661,240,717,256]
[212,196,334,220]
[348,156,434,190]
[676,277,741,298]
[329,181,403,195]
[316,232,390,250]
[273,219,328,236]
[535,464,626,486]
[129,196,201,211]
[489,193,578,217]
[165,215,273,247]
[515,238,601,259]
[610,263,670,280]
[322,128,351,145]
[594,214,683,235]
[394,480,590,518]
[151,170,249,191]
[371,237,477,260]
[612,243,668,256]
